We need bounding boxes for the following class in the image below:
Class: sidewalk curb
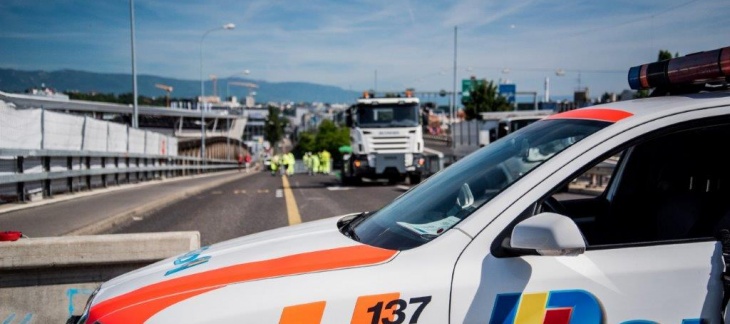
[63,169,260,236]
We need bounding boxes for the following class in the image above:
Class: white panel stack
[107,122,128,153]
[43,111,84,150]
[1,100,185,163]
[0,102,42,149]
[128,127,145,154]
[82,117,108,152]
[167,137,178,156]
[145,131,160,156]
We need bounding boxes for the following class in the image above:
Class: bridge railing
[0,148,238,204]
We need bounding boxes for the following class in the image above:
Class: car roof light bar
[628,46,730,91]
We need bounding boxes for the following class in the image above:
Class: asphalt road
[0,171,253,238]
[105,172,407,246]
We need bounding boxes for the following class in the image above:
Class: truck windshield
[356,103,419,128]
[348,118,611,250]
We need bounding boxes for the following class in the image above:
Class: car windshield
[349,118,611,250]
[356,103,420,128]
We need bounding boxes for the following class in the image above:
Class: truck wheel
[409,174,422,185]
[341,169,361,185]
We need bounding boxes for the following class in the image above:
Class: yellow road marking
[281,175,302,225]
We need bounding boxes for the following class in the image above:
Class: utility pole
[451,26,457,149]
[129,0,139,128]
[374,69,378,93]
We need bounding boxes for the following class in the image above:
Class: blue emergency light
[628,46,730,90]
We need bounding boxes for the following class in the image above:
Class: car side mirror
[456,183,474,210]
[510,213,586,256]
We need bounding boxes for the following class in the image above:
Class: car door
[450,112,730,324]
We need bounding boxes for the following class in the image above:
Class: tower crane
[154,83,173,107]
[228,81,258,94]
[228,82,259,108]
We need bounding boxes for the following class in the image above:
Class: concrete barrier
[0,231,200,323]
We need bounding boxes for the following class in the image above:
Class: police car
[75,46,730,323]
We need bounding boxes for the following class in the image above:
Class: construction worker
[270,154,280,176]
[279,152,288,176]
[286,152,295,176]
[320,149,331,175]
[310,152,320,175]
[303,152,311,175]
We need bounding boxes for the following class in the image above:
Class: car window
[350,118,611,250]
[534,119,730,248]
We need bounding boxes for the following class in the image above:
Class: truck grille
[370,136,409,152]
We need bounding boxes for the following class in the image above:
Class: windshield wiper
[345,225,360,242]
[417,233,439,240]
[342,211,368,241]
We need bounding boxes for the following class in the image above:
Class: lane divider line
[281,175,302,225]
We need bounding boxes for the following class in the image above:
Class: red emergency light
[628,46,730,91]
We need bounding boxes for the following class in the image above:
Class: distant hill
[0,68,362,104]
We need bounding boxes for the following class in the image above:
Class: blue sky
[1,0,729,99]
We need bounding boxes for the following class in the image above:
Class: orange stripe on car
[87,245,397,323]
[547,108,633,123]
[279,301,327,324]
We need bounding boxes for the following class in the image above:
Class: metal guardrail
[0,148,239,203]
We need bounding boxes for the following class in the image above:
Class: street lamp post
[199,23,235,164]
[129,0,139,128]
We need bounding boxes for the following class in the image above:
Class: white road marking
[327,186,354,191]
[276,189,283,198]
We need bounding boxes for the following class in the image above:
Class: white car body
[79,69,730,323]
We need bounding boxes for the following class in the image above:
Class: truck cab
[342,93,425,185]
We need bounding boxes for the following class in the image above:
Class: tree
[658,49,673,61]
[315,120,349,160]
[463,77,511,120]
[264,105,289,152]
[293,119,349,162]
